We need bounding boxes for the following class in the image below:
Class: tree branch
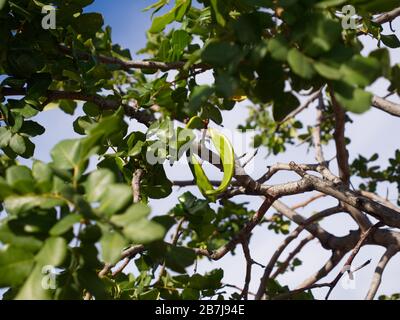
[0,87,155,126]
[359,190,400,213]
[59,44,208,72]
[271,234,314,279]
[255,226,304,300]
[255,205,343,300]
[329,87,350,186]
[365,245,398,300]
[296,250,345,289]
[194,197,275,260]
[290,193,326,210]
[313,93,326,164]
[240,237,253,300]
[293,172,400,229]
[274,259,372,300]
[372,95,400,117]
[373,7,400,25]
[325,222,382,300]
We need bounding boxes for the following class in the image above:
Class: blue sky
[3,1,400,299]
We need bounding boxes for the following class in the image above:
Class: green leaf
[165,245,196,273]
[88,111,126,138]
[50,214,82,236]
[11,114,24,133]
[77,268,110,300]
[15,265,52,300]
[110,203,151,227]
[303,14,341,57]
[32,160,53,193]
[370,49,391,78]
[188,269,223,290]
[98,184,132,217]
[73,13,104,36]
[185,116,204,130]
[189,85,214,112]
[100,231,127,265]
[273,92,300,122]
[381,34,400,49]
[268,36,289,61]
[340,56,381,87]
[20,121,45,137]
[111,203,165,244]
[9,134,26,155]
[149,10,175,33]
[314,61,342,80]
[59,100,77,115]
[170,30,191,61]
[210,0,225,26]
[73,116,95,135]
[241,0,272,6]
[287,49,315,79]
[332,82,373,114]
[182,287,200,300]
[6,165,35,194]
[200,105,222,125]
[4,195,66,215]
[35,237,68,267]
[83,102,100,117]
[201,42,241,67]
[139,289,160,300]
[174,0,191,21]
[27,73,52,100]
[0,222,43,252]
[0,177,14,200]
[51,139,83,170]
[0,245,35,287]
[0,127,12,148]
[149,0,191,33]
[123,218,165,244]
[143,0,169,12]
[85,169,115,202]
[0,0,7,10]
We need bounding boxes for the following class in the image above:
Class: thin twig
[255,226,304,300]
[240,237,253,300]
[271,234,314,279]
[194,197,276,260]
[223,283,256,297]
[277,89,322,126]
[325,222,383,300]
[290,193,326,210]
[296,250,345,289]
[255,205,342,300]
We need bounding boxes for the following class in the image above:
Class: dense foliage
[0,0,400,300]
